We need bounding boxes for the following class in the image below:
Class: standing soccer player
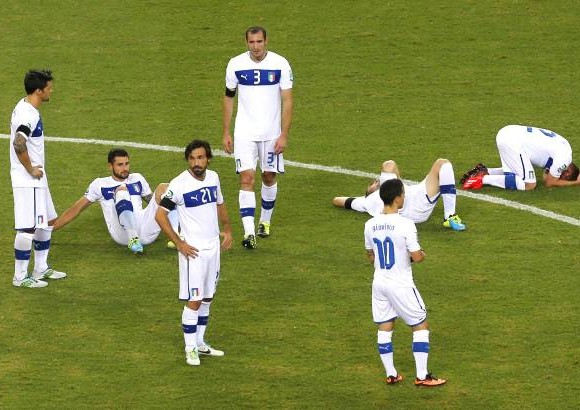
[364,179,446,386]
[223,26,294,249]
[10,69,67,288]
[155,140,233,366]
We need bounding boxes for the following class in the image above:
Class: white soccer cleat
[198,343,225,356]
[13,276,49,288]
[185,348,200,366]
[32,268,67,280]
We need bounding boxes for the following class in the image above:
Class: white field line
[2,134,579,227]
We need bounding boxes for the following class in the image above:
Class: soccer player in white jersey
[155,140,233,366]
[10,69,67,288]
[364,178,446,387]
[333,158,466,231]
[52,148,176,254]
[223,26,294,249]
[462,125,580,190]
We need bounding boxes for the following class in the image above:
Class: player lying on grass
[52,148,177,254]
[461,125,580,190]
[333,158,466,231]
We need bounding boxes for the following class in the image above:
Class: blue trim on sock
[33,239,51,251]
[378,342,393,354]
[439,184,456,195]
[504,173,517,190]
[115,199,134,215]
[182,324,197,334]
[261,199,276,210]
[240,207,255,217]
[412,342,430,353]
[15,249,32,260]
[198,316,208,326]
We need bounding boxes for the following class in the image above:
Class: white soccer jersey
[225,50,293,141]
[10,98,47,187]
[84,173,152,237]
[364,213,421,287]
[500,125,573,178]
[163,169,223,250]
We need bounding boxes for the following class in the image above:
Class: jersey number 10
[373,237,395,269]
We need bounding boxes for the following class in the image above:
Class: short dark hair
[245,26,267,40]
[185,139,213,161]
[561,163,580,181]
[108,148,129,164]
[379,179,404,206]
[24,69,53,95]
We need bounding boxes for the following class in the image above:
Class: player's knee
[239,172,255,188]
[381,160,398,173]
[524,182,537,191]
[262,172,276,186]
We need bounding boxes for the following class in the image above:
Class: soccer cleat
[257,221,270,238]
[462,173,485,190]
[128,237,144,254]
[32,267,67,280]
[185,348,200,366]
[460,163,488,185]
[385,374,404,384]
[198,343,225,356]
[443,214,466,231]
[13,276,48,288]
[242,234,257,249]
[414,373,447,387]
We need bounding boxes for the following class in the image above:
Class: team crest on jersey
[268,72,276,83]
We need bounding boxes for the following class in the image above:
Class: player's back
[364,213,420,287]
[518,125,572,168]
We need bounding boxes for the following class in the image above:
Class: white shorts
[178,245,221,301]
[13,186,57,230]
[496,126,536,183]
[107,199,161,246]
[351,181,437,223]
[234,139,285,174]
[372,276,427,326]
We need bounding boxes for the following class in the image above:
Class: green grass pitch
[0,1,579,408]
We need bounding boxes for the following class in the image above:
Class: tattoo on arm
[13,134,28,154]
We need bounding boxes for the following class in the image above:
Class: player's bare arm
[217,203,233,250]
[52,197,92,230]
[222,92,236,154]
[366,249,375,264]
[543,171,580,187]
[155,206,199,258]
[14,132,44,179]
[274,88,293,154]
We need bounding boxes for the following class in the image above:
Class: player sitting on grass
[52,148,177,253]
[333,158,466,231]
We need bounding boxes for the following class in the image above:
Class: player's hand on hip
[220,231,233,250]
[222,134,233,154]
[177,241,199,259]
[29,165,44,179]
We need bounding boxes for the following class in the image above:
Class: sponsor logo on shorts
[191,287,199,298]
[37,215,44,225]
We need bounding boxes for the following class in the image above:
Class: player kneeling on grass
[365,178,446,387]
[52,148,178,254]
[155,139,233,366]
[333,158,466,231]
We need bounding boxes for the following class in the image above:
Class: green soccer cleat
[185,348,200,366]
[257,221,270,238]
[242,234,257,249]
[13,276,49,288]
[32,267,67,280]
[443,214,466,231]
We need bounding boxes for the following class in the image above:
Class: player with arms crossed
[461,125,580,190]
[223,26,293,249]
[365,178,446,386]
[155,140,233,366]
[10,69,66,288]
[333,159,466,230]
[52,148,177,254]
